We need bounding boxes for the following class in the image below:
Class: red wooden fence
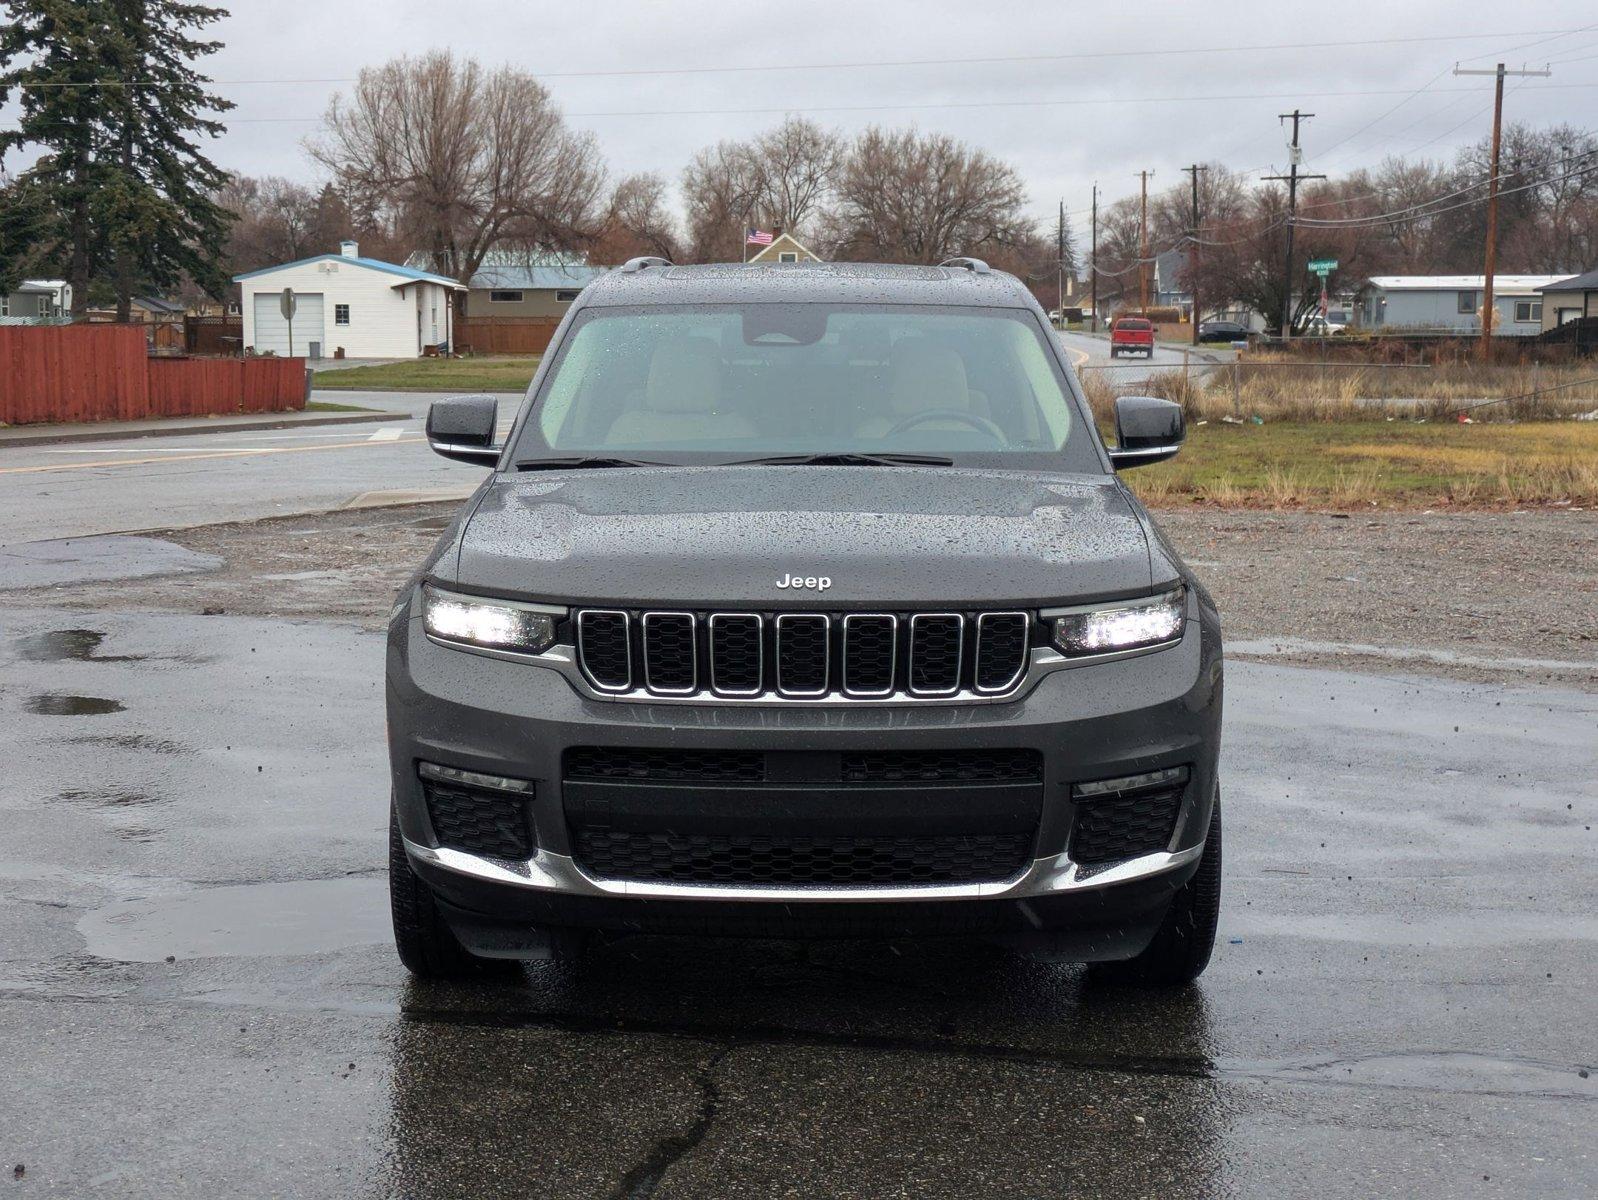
[146,356,307,417]
[0,325,149,424]
[0,325,306,426]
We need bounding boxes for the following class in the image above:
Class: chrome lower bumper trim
[403,837,1205,903]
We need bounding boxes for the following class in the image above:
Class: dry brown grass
[1082,354,1598,425]
[1107,420,1598,509]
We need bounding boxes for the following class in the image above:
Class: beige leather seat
[605,338,756,446]
[856,340,979,439]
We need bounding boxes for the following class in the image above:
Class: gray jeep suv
[387,257,1223,985]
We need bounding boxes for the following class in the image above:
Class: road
[0,391,512,544]
[0,339,1221,546]
[1059,328,1225,390]
[0,590,1592,1197]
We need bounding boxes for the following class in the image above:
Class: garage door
[251,292,325,358]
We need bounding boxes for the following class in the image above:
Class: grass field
[1083,355,1598,423]
[1121,419,1598,507]
[314,357,541,392]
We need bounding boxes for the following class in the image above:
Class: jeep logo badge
[776,573,831,592]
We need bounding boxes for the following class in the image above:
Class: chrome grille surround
[841,613,898,698]
[707,613,763,696]
[774,613,831,698]
[974,611,1032,695]
[639,611,697,695]
[575,609,632,692]
[569,608,1038,704]
[907,612,965,697]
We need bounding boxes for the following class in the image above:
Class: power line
[148,81,1598,127]
[8,28,1594,88]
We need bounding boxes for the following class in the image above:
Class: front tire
[1091,798,1222,987]
[389,802,518,980]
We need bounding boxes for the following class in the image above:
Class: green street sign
[1307,258,1338,275]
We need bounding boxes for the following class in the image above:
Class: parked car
[1197,319,1251,344]
[389,256,1224,987]
[1303,315,1347,336]
[1109,316,1155,357]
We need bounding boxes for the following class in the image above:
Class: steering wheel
[884,409,1007,441]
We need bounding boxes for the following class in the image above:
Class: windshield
[509,303,1104,472]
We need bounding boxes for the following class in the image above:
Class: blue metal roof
[233,254,464,288]
[469,265,608,291]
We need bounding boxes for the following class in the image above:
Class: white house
[1354,275,1567,337]
[234,242,465,359]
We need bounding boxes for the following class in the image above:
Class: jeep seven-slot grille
[573,609,1034,700]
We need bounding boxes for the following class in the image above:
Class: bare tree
[593,172,680,263]
[681,140,764,262]
[749,116,842,235]
[824,128,1036,264]
[679,117,843,261]
[310,51,606,285]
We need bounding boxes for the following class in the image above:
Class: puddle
[56,789,162,808]
[60,733,187,755]
[78,878,390,962]
[25,694,125,716]
[16,629,143,663]
[1246,1051,1598,1101]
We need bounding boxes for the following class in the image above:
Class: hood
[450,466,1153,608]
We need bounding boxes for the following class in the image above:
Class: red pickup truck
[1109,316,1155,358]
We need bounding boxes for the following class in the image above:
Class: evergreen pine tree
[0,1,121,316]
[100,1,234,320]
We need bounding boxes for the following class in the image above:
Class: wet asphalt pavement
[2,595,1594,1197]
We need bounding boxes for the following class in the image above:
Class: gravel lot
[12,502,1597,689]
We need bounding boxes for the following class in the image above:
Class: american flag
[746,228,775,246]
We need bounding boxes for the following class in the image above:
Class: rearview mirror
[1108,395,1184,470]
[427,396,501,466]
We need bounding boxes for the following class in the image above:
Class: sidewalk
[0,407,394,449]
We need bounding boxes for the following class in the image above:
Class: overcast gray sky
[17,0,1598,241]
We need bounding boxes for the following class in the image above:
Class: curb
[0,411,395,449]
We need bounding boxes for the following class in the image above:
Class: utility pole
[1263,111,1325,341]
[1057,199,1065,325]
[1090,183,1099,334]
[1453,61,1552,361]
[1137,169,1154,312]
[1182,164,1208,346]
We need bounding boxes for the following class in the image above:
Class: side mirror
[426,395,501,466]
[1108,395,1184,470]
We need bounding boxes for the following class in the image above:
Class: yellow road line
[0,436,425,476]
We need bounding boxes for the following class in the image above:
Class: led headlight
[1051,586,1186,657]
[422,585,561,654]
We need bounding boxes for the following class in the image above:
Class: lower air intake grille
[565,747,765,783]
[1071,784,1184,869]
[423,780,532,860]
[841,749,1043,783]
[572,830,1033,886]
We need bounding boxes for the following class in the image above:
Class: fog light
[418,761,536,795]
[1072,766,1189,799]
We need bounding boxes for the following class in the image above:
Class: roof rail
[939,257,991,275]
[620,256,672,274]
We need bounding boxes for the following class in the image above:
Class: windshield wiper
[727,452,954,467]
[514,456,669,472]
